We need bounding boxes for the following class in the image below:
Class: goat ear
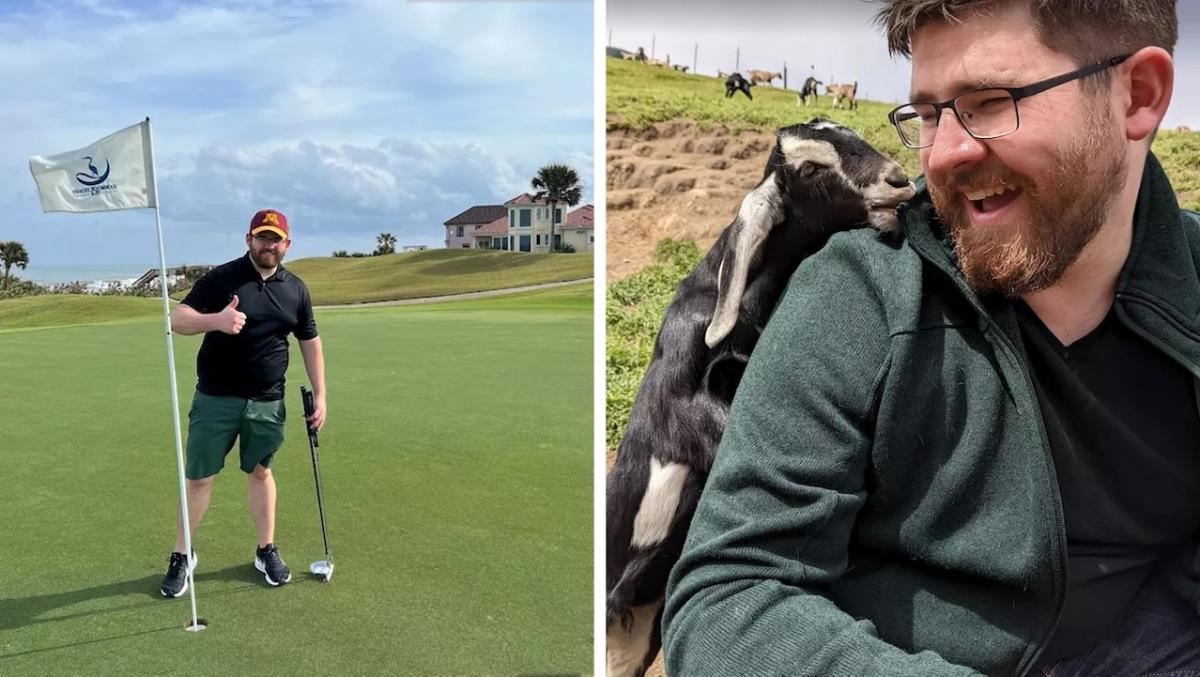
[705,174,783,348]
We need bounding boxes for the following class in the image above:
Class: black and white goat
[605,119,915,677]
[724,72,753,100]
[797,75,823,106]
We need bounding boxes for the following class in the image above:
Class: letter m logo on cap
[250,209,290,239]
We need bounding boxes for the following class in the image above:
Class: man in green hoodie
[664,1,1200,675]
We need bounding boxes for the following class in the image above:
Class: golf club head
[310,560,334,582]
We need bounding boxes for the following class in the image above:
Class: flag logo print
[29,120,155,212]
[74,155,111,186]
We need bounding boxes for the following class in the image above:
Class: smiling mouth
[963,184,1022,215]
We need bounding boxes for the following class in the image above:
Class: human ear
[1121,46,1173,142]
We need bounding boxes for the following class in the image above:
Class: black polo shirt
[181,254,318,401]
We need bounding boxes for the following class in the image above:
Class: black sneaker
[160,551,198,598]
[254,543,292,586]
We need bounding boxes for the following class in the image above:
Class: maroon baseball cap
[249,209,290,240]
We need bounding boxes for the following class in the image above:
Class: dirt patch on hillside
[607,119,774,280]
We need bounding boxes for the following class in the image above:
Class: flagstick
[145,117,204,631]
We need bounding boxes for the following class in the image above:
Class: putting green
[0,285,593,675]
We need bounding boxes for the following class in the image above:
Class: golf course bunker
[607,119,775,280]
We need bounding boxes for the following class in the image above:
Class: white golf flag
[29,120,156,213]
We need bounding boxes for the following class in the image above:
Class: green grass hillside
[1,251,594,331]
[286,249,593,305]
[607,57,1200,210]
[0,295,164,332]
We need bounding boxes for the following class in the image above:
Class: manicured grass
[607,57,1200,211]
[0,295,164,332]
[1,275,595,333]
[0,286,593,676]
[285,249,594,305]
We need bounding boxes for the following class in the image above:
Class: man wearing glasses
[665,1,1199,675]
[159,209,327,597]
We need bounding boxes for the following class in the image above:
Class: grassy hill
[607,57,1200,210]
[0,250,593,331]
[0,295,164,332]
[286,248,593,305]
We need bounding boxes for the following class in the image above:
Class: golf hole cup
[184,617,209,632]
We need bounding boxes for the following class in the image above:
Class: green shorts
[185,390,286,480]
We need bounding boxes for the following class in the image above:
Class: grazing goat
[605,119,915,677]
[797,75,823,106]
[829,80,859,109]
[747,69,782,86]
[723,72,753,100]
[672,64,689,73]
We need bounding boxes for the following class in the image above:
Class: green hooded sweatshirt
[663,152,1200,677]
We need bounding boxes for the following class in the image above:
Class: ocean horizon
[18,264,164,286]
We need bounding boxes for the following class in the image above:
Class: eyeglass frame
[887,53,1132,149]
[252,232,286,245]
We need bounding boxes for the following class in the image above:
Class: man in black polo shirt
[160,208,327,597]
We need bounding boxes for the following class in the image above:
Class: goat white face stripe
[630,458,689,548]
[778,137,853,186]
[779,137,839,170]
[606,601,662,677]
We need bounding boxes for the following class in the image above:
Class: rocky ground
[606,118,777,281]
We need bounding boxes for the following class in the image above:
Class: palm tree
[531,164,582,253]
[0,241,29,290]
[375,232,397,256]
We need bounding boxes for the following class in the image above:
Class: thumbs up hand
[218,294,247,334]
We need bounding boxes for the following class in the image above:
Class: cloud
[1,0,593,266]
[156,135,590,258]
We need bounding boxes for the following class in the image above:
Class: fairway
[0,285,593,675]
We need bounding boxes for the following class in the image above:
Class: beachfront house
[440,197,594,253]
[442,205,507,249]
[501,194,596,253]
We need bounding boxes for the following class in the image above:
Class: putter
[302,386,334,582]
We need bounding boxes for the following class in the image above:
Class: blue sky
[4,0,593,267]
[609,0,1200,129]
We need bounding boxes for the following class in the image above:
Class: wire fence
[606,31,866,99]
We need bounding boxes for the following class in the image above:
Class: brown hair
[875,0,1177,67]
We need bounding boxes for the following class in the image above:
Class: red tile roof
[475,214,508,237]
[443,205,507,226]
[564,204,594,229]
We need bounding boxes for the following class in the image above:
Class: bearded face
[248,234,289,269]
[929,100,1127,296]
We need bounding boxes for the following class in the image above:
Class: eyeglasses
[253,233,285,245]
[888,54,1131,150]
